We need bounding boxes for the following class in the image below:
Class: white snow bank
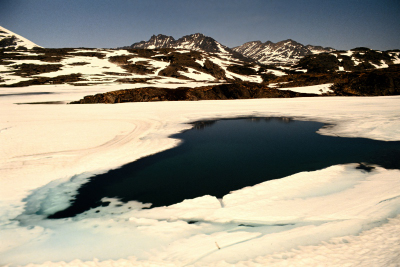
[266,69,287,76]
[178,67,217,81]
[370,60,389,69]
[3,164,400,266]
[0,83,400,266]
[278,83,334,95]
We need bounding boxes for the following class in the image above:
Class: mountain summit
[232,39,334,65]
[125,33,232,54]
[0,26,41,50]
[129,34,176,49]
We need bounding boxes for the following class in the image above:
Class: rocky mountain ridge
[124,33,232,54]
[123,33,252,63]
[71,82,315,104]
[124,33,335,65]
[297,47,400,72]
[232,39,335,65]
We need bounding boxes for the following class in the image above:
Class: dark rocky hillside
[297,48,398,73]
[0,36,17,48]
[71,82,316,104]
[265,64,400,96]
[329,64,400,96]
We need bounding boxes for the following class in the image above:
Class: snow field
[1,49,267,87]
[179,67,217,81]
[0,83,400,266]
[277,83,334,95]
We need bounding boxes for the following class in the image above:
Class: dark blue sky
[1,0,399,50]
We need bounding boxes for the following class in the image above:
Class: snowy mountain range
[0,26,41,50]
[1,25,399,97]
[233,39,334,65]
[122,33,253,62]
[124,33,334,65]
[126,33,232,54]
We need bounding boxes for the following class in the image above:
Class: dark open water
[50,117,400,218]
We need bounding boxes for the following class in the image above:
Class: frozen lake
[2,92,400,266]
[50,117,400,219]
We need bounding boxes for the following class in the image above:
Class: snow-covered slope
[232,39,334,65]
[0,48,272,87]
[0,26,41,50]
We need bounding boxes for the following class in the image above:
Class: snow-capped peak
[233,39,335,65]
[126,33,232,54]
[0,26,42,50]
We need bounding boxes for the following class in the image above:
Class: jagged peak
[191,33,205,38]
[276,39,303,46]
[149,34,175,41]
[180,33,208,40]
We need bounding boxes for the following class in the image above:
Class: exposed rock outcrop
[297,48,399,73]
[264,64,400,96]
[71,82,316,104]
[330,64,400,96]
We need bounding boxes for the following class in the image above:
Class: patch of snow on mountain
[147,60,170,75]
[390,52,400,64]
[370,60,389,69]
[35,56,127,78]
[172,49,192,53]
[342,50,354,57]
[279,83,334,95]
[178,68,216,81]
[104,49,133,57]
[266,69,287,76]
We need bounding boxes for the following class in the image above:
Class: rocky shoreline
[70,82,317,104]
